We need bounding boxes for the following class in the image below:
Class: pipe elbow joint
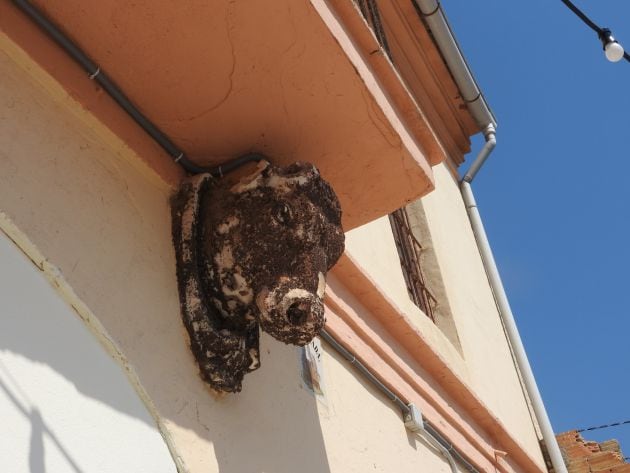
[483,124,497,145]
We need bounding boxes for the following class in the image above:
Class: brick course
[556,430,630,473]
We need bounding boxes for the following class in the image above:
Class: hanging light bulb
[605,42,624,62]
[600,28,625,62]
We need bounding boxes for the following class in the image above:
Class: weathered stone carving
[171,161,344,392]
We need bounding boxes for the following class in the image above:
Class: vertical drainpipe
[410,0,565,468]
[460,126,568,473]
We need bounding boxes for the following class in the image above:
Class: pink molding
[326,254,545,473]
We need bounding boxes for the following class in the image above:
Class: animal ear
[324,225,345,270]
[306,173,344,269]
[230,160,271,194]
[304,176,342,228]
[281,162,313,173]
[279,162,319,182]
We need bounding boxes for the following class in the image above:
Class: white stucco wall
[0,231,177,473]
[344,216,469,382]
[0,39,466,473]
[421,163,541,457]
[345,163,543,464]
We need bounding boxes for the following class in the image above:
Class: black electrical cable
[560,0,602,34]
[11,0,265,176]
[319,328,482,473]
[424,422,478,473]
[577,419,630,433]
[209,153,266,178]
[559,0,630,62]
[319,329,409,414]
[13,3,482,465]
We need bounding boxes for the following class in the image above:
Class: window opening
[389,208,437,321]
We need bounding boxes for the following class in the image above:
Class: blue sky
[445,0,630,452]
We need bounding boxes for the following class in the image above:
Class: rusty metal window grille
[389,208,437,322]
[354,0,392,58]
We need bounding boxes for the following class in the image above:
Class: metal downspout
[460,128,568,473]
[409,0,565,469]
[14,0,566,468]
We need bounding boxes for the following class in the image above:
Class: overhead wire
[9,0,558,470]
[559,0,630,62]
[577,419,630,433]
[560,0,602,34]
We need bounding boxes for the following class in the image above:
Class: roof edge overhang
[2,0,448,230]
[328,0,496,170]
[319,0,449,168]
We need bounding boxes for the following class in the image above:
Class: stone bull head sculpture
[171,161,344,392]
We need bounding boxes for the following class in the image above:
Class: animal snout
[287,300,311,326]
[256,283,325,345]
[282,291,321,327]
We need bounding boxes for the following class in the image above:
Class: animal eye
[273,202,293,225]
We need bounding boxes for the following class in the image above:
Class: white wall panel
[0,231,176,473]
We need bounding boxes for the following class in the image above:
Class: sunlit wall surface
[0,231,176,473]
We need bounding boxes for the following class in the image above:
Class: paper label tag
[299,337,326,401]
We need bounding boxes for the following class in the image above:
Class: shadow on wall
[0,54,334,472]
[0,234,158,429]
[0,229,332,472]
[160,332,334,473]
[0,368,84,473]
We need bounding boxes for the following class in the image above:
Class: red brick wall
[556,431,630,473]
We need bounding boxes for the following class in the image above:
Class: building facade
[1,0,551,471]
